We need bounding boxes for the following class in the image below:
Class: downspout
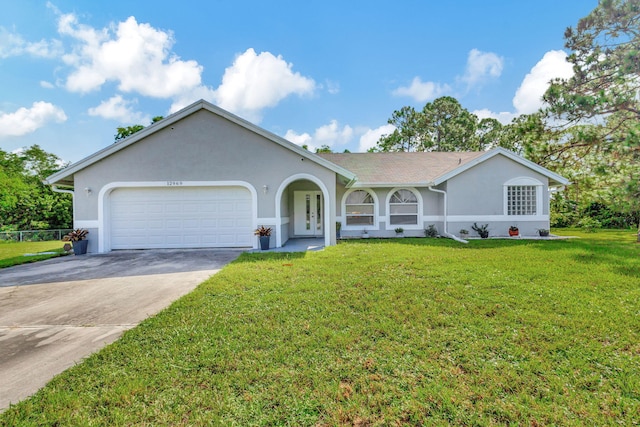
[51,185,75,225]
[428,186,468,244]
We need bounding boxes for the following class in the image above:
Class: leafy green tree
[315,145,333,153]
[542,0,640,227]
[376,106,424,152]
[114,124,145,141]
[0,146,71,231]
[376,97,520,152]
[114,116,164,142]
[544,0,640,155]
[421,97,479,151]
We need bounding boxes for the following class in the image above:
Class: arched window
[389,189,418,225]
[345,190,375,226]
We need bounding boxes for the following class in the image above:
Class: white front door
[294,191,323,236]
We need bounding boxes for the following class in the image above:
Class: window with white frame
[345,190,375,226]
[505,177,543,216]
[389,189,418,225]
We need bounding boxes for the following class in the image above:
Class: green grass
[2,230,639,425]
[0,240,67,268]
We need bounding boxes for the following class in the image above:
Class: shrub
[577,217,601,233]
[424,224,438,238]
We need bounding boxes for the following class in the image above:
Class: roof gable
[46,99,355,186]
[432,147,569,186]
[319,148,569,187]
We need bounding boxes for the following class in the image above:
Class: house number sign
[166,181,184,186]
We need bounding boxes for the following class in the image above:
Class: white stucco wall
[72,109,339,252]
[446,154,551,236]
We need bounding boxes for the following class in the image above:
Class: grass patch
[0,240,66,269]
[1,231,639,425]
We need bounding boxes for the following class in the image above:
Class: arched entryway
[275,174,332,248]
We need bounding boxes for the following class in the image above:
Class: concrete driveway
[0,249,241,411]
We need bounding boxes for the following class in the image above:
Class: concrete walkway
[250,237,325,253]
[0,249,241,411]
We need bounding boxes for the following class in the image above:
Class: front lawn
[0,240,66,269]
[1,230,639,425]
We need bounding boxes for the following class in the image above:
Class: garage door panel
[110,186,253,249]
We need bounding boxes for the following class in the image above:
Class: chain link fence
[0,229,73,242]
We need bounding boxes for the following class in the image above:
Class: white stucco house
[45,99,569,253]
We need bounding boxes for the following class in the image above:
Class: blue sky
[1,1,597,162]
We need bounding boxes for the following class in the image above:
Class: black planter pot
[259,236,270,250]
[72,240,88,255]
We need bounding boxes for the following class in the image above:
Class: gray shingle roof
[317,151,486,186]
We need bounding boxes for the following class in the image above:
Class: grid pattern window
[507,185,537,215]
[345,190,375,226]
[389,189,418,225]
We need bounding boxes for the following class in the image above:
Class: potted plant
[459,229,469,238]
[63,229,89,255]
[394,227,404,237]
[509,225,519,237]
[537,228,550,237]
[336,221,342,239]
[254,225,272,250]
[471,222,489,239]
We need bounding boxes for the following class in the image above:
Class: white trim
[503,177,543,216]
[433,147,570,186]
[341,188,379,230]
[351,181,434,188]
[385,187,423,230]
[46,99,355,186]
[74,220,99,229]
[98,181,258,253]
[422,215,445,222]
[448,214,548,222]
[257,216,289,226]
[274,173,332,248]
[256,217,277,224]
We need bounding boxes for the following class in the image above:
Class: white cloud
[392,77,450,102]
[284,129,312,146]
[461,49,504,87]
[325,79,340,95]
[40,80,55,89]
[472,108,517,125]
[0,27,63,59]
[285,120,353,151]
[169,86,217,114]
[512,50,573,115]
[392,49,502,102]
[0,102,67,137]
[51,8,316,122]
[88,95,150,124]
[359,124,396,152]
[214,48,316,122]
[474,50,575,122]
[57,13,203,98]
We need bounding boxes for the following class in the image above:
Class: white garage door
[109,186,253,249]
